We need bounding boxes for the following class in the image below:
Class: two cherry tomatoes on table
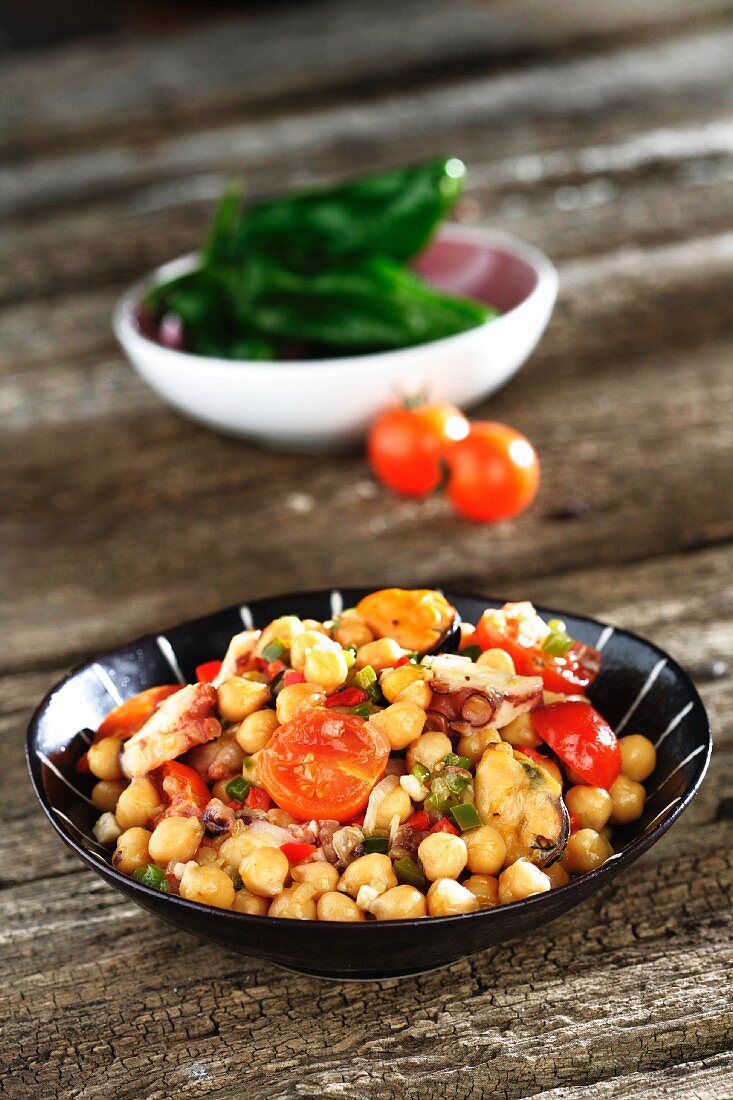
[367,402,540,522]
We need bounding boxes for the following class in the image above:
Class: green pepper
[236,254,491,350]
[450,803,483,831]
[132,864,169,891]
[459,644,482,662]
[342,647,357,669]
[411,762,431,784]
[353,665,377,691]
[445,771,471,796]
[261,639,288,662]
[362,835,390,855]
[237,158,467,268]
[349,702,373,718]
[393,856,427,891]
[225,775,251,803]
[444,753,472,771]
[542,619,575,657]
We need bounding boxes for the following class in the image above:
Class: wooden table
[2,3,732,1096]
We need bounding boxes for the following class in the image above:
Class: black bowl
[26,589,711,980]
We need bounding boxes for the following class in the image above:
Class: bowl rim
[112,224,559,376]
[26,588,711,933]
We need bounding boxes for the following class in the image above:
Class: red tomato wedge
[95,685,181,742]
[258,709,390,822]
[475,613,600,694]
[532,702,621,790]
[157,761,210,819]
[195,660,222,683]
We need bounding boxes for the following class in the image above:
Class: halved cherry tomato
[428,817,460,835]
[195,660,222,683]
[258,708,390,822]
[157,760,210,819]
[280,841,317,864]
[246,787,272,811]
[326,687,368,708]
[475,613,600,694]
[445,421,540,522]
[95,685,181,742]
[405,810,430,831]
[368,402,469,497]
[532,702,621,790]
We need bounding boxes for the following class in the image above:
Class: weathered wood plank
[3,0,733,155]
[537,1052,733,1099]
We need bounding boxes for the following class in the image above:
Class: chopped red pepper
[405,810,430,831]
[280,841,318,864]
[513,746,549,764]
[428,817,460,835]
[246,787,272,811]
[394,655,411,668]
[195,660,223,683]
[264,658,287,681]
[325,687,368,708]
[532,702,621,790]
[226,800,243,810]
[282,670,306,687]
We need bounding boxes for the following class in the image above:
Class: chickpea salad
[84,590,657,921]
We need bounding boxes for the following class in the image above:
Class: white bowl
[113,225,557,452]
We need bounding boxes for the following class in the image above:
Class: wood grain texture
[1,3,733,1097]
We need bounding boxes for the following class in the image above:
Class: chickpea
[427,878,480,916]
[195,845,220,866]
[302,618,330,635]
[93,811,122,848]
[219,828,274,868]
[235,708,279,754]
[337,853,397,898]
[91,779,127,813]
[115,777,163,829]
[232,889,270,916]
[406,730,452,773]
[619,735,656,782]
[380,664,427,704]
[370,701,426,751]
[317,891,365,922]
[457,726,500,765]
[565,785,613,832]
[112,827,152,874]
[500,713,541,749]
[564,764,587,786]
[304,647,350,694]
[355,637,405,672]
[257,616,304,653]
[87,736,123,781]
[291,861,339,899]
[477,648,516,676]
[498,859,552,904]
[371,885,427,920]
[562,828,613,874]
[463,874,500,908]
[333,613,373,650]
[373,785,412,831]
[544,861,570,888]
[609,775,646,824]
[149,816,203,865]
[290,630,340,671]
[217,677,271,723]
[418,832,468,882]
[276,682,325,724]
[239,847,290,898]
[268,883,317,920]
[396,679,433,709]
[464,825,507,876]
[179,863,235,909]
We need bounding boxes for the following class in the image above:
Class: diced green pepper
[450,803,483,831]
[354,665,377,690]
[132,864,169,891]
[225,775,251,803]
[261,639,288,662]
[411,762,431,784]
[445,753,472,771]
[349,702,373,718]
[445,772,471,796]
[363,835,390,854]
[342,647,356,668]
[459,644,482,662]
[393,856,427,891]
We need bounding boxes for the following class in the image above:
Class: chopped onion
[247,819,293,846]
[363,775,400,835]
[388,812,401,848]
[332,825,364,865]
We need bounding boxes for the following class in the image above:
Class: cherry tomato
[475,613,600,694]
[532,702,621,790]
[445,421,539,522]
[195,660,222,683]
[95,685,181,742]
[156,761,211,819]
[258,708,390,822]
[368,402,469,497]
